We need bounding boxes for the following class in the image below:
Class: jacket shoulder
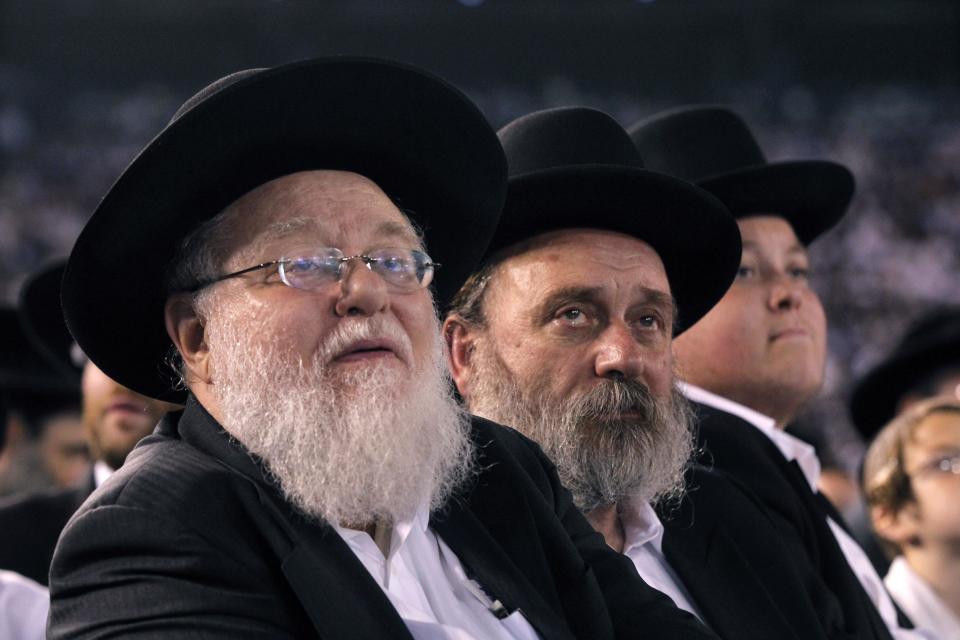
[69,433,263,544]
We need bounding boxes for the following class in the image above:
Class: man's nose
[767,273,803,312]
[334,260,390,317]
[593,322,644,380]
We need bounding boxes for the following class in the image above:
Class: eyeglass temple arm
[188,260,285,292]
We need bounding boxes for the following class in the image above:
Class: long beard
[205,313,473,526]
[468,340,694,512]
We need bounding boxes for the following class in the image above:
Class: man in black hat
[0,307,85,498]
[48,59,713,639]
[0,261,177,586]
[630,105,922,640]
[445,106,856,639]
[851,306,960,443]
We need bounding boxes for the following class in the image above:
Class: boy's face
[901,410,960,546]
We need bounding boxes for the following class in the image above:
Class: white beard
[204,312,473,526]
[468,339,693,511]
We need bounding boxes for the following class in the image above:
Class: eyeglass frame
[186,247,441,294]
[907,452,960,479]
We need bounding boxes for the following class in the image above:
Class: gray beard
[468,340,694,512]
[204,312,473,526]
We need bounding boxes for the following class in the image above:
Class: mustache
[568,379,657,424]
[316,315,415,366]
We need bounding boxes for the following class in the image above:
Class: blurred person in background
[446,106,869,639]
[851,307,960,445]
[0,261,177,585]
[0,381,50,640]
[0,307,85,498]
[864,397,960,639]
[631,105,924,639]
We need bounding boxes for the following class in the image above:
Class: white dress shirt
[621,499,707,625]
[0,570,48,640]
[886,556,960,640]
[93,460,113,488]
[681,383,934,640]
[335,504,540,640]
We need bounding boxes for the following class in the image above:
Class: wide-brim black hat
[485,107,741,333]
[628,105,854,245]
[1,306,77,396]
[19,259,82,383]
[850,307,960,440]
[63,56,506,401]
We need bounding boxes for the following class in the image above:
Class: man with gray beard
[445,106,855,640]
[47,59,716,639]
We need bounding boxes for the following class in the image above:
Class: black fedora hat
[0,307,77,397]
[19,259,82,383]
[63,56,506,401]
[485,107,741,333]
[850,307,960,440]
[628,106,854,245]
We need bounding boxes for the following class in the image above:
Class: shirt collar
[680,382,821,491]
[620,499,664,555]
[93,460,114,488]
[335,500,431,560]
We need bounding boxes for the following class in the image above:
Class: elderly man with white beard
[47,60,715,640]
[445,107,868,640]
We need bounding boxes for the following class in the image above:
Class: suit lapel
[662,518,800,640]
[277,509,414,639]
[431,489,575,640]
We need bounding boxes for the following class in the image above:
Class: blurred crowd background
[2,0,960,482]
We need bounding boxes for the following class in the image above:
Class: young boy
[865,397,960,638]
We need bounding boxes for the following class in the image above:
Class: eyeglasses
[191,247,440,293]
[909,453,960,479]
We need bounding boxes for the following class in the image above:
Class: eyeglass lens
[278,248,434,291]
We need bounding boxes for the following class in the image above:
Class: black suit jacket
[0,472,94,585]
[692,401,895,640]
[658,465,852,640]
[48,397,714,639]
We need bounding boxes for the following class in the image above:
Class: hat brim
[698,161,854,244]
[850,339,960,440]
[19,261,80,382]
[488,165,742,333]
[63,57,506,401]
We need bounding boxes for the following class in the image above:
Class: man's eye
[736,265,755,279]
[557,308,588,324]
[789,267,810,279]
[638,315,660,329]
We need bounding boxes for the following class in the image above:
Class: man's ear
[164,294,212,385]
[871,503,922,548]
[443,315,479,399]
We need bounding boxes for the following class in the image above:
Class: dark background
[3,0,960,462]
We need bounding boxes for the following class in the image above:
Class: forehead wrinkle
[374,220,424,250]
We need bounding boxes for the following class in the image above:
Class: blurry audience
[0,307,84,498]
[864,398,960,639]
[0,375,50,640]
[0,261,177,585]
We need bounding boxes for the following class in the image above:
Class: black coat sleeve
[47,503,308,639]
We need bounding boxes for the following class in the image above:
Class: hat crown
[629,106,768,182]
[499,107,644,178]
